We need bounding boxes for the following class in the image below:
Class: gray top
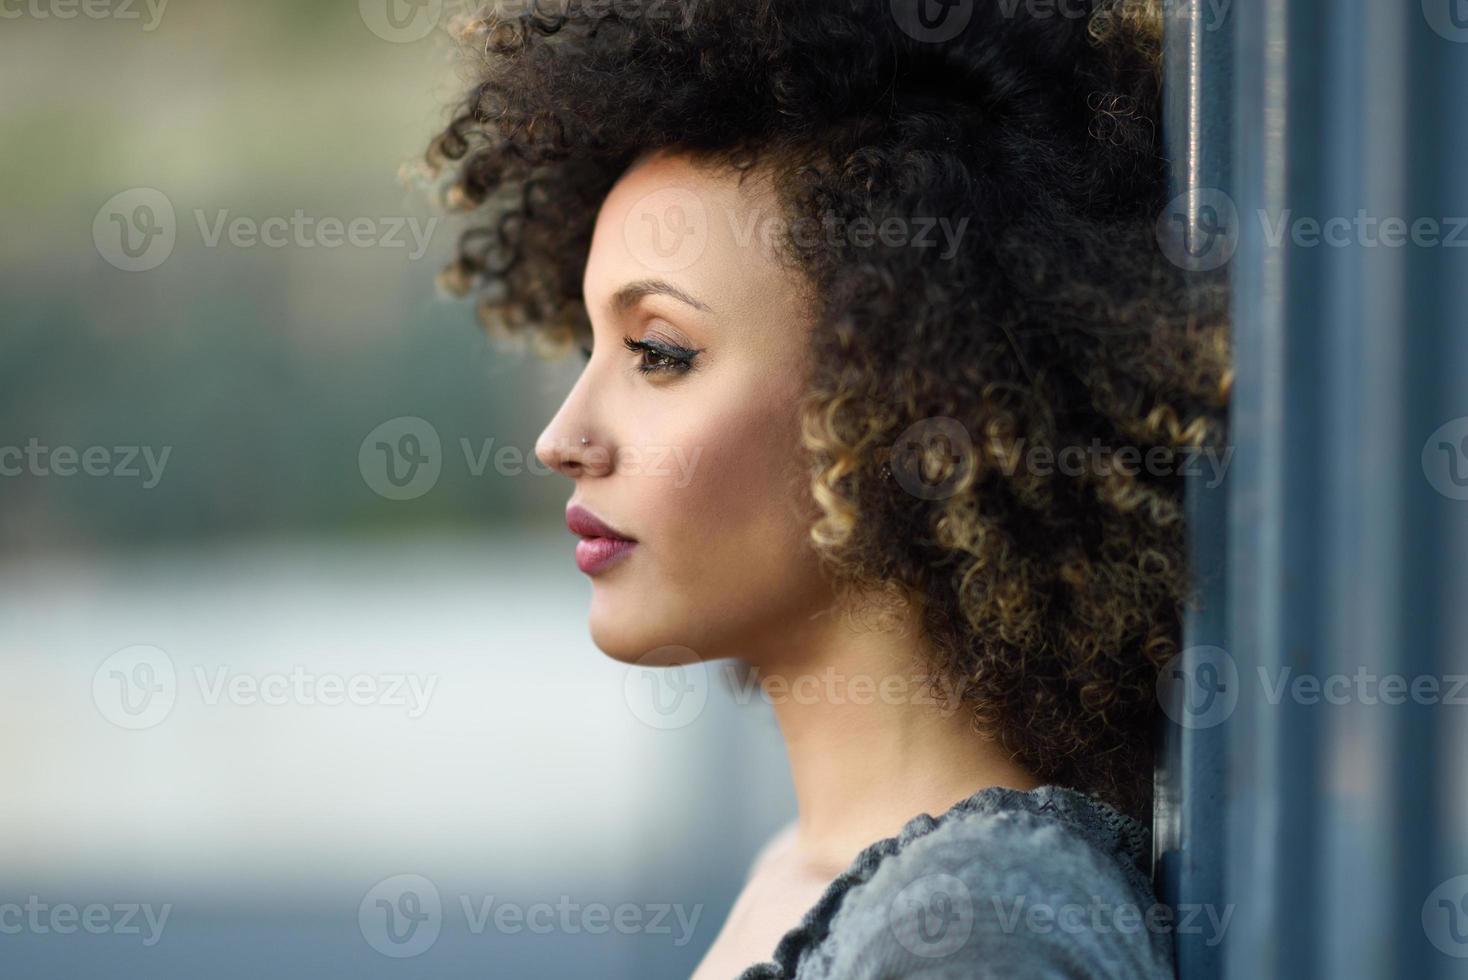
[735,785,1175,979]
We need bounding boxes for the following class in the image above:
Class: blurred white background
[0,532,794,977]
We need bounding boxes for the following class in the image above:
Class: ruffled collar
[735,784,1151,979]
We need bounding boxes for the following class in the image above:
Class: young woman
[428,0,1229,975]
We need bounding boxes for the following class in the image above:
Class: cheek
[642,374,813,582]
[587,386,819,661]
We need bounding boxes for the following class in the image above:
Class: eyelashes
[622,335,702,376]
[578,328,703,376]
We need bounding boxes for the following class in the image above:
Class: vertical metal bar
[1155,1,1234,979]
[1224,0,1289,970]
[1401,5,1468,978]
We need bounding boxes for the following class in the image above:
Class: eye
[622,335,701,376]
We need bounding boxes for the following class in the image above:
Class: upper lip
[565,504,635,541]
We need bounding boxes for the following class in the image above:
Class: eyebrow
[608,279,712,316]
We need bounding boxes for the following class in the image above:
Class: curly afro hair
[427,0,1231,817]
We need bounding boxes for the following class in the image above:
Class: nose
[535,432,613,479]
[534,384,613,480]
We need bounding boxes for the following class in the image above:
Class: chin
[586,588,711,667]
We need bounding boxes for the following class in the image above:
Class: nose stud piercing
[580,436,590,446]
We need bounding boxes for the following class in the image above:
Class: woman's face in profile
[534,151,832,666]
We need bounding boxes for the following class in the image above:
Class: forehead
[583,151,804,320]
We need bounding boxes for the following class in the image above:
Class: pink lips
[566,504,637,575]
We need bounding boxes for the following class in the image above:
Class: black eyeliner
[622,335,703,373]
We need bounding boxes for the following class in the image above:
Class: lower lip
[575,537,637,575]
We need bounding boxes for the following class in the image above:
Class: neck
[746,594,1041,875]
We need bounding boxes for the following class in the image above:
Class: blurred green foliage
[0,0,576,554]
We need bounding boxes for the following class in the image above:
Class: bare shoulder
[689,820,830,980]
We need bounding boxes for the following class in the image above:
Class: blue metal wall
[1159,1,1468,977]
